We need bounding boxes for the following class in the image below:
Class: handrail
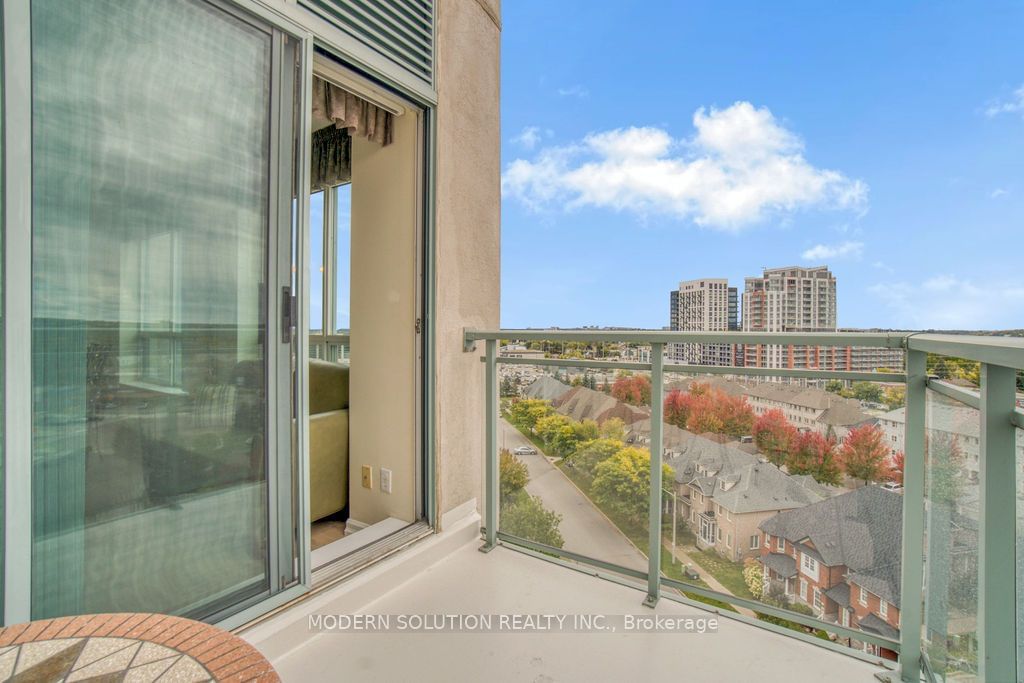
[469,326,1023,680]
[465,328,909,348]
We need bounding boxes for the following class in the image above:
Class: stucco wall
[433,0,501,527]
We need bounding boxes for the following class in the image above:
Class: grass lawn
[684,548,757,602]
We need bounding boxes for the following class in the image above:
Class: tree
[788,431,841,485]
[753,409,798,467]
[927,433,964,505]
[508,399,552,432]
[599,417,627,442]
[500,376,516,397]
[882,385,906,410]
[825,379,845,395]
[573,419,600,443]
[743,557,765,598]
[592,447,673,524]
[839,424,889,484]
[571,437,626,477]
[889,451,904,485]
[663,390,692,430]
[500,449,529,502]
[851,381,884,403]
[611,374,651,406]
[676,384,755,438]
[536,413,578,457]
[501,493,564,548]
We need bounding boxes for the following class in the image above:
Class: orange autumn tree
[611,374,651,406]
[753,408,798,467]
[662,383,754,438]
[889,451,905,485]
[839,424,890,485]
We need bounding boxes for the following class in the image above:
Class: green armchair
[309,360,350,522]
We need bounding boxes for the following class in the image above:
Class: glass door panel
[30,0,286,620]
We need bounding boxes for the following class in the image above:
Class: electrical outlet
[361,465,373,490]
[380,468,392,494]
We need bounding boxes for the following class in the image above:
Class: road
[500,418,758,616]
[499,418,648,572]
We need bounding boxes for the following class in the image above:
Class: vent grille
[302,0,434,86]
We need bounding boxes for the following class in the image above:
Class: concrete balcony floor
[258,532,888,682]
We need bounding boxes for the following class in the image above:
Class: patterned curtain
[310,76,393,191]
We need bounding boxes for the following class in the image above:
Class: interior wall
[347,110,419,526]
[433,0,502,527]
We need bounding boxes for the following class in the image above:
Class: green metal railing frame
[465,329,1024,681]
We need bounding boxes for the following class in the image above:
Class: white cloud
[869,275,1024,329]
[502,101,868,230]
[510,126,552,150]
[557,85,589,98]
[984,84,1024,118]
[990,187,1009,198]
[801,241,864,261]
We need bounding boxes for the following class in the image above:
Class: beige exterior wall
[432,0,501,527]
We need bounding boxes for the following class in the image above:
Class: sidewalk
[662,543,758,618]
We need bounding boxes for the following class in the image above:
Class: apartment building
[668,278,738,366]
[743,383,873,442]
[759,486,905,660]
[741,266,904,373]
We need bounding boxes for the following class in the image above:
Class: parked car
[881,481,904,492]
[683,564,701,581]
[513,445,537,456]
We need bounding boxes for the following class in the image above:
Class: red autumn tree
[662,383,755,438]
[663,389,692,429]
[889,451,905,485]
[753,409,798,467]
[839,424,890,485]
[788,431,842,485]
[611,374,651,406]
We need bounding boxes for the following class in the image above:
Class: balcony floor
[267,536,888,682]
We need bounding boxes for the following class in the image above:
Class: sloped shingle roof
[759,486,904,607]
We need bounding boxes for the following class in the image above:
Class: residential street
[500,418,757,616]
[499,419,648,572]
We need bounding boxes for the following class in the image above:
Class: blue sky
[500,1,1024,331]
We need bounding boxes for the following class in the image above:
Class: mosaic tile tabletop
[0,613,279,682]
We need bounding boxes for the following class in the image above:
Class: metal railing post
[645,343,665,607]
[480,338,499,552]
[897,349,926,681]
[978,362,1016,682]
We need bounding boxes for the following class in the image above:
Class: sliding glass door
[24,0,305,620]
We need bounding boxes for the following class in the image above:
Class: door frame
[0,0,316,626]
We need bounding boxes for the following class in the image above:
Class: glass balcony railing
[465,329,1024,682]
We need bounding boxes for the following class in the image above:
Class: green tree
[851,382,884,403]
[501,493,564,548]
[599,417,627,442]
[592,447,673,524]
[570,437,625,477]
[500,449,529,502]
[509,399,553,432]
[927,433,965,504]
[825,379,845,394]
[882,385,906,410]
[500,376,516,397]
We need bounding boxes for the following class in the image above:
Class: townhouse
[758,486,904,659]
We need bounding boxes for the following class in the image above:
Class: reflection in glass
[335,184,351,333]
[31,0,272,619]
[922,390,979,679]
[310,191,324,334]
